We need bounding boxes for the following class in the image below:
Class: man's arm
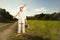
[15,10,20,17]
[25,16,27,24]
[13,10,20,18]
[25,19,27,24]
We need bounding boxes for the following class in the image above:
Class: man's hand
[13,16,15,19]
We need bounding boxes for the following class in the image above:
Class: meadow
[26,20,60,40]
[0,20,60,40]
[0,23,5,25]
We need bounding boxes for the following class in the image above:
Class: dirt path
[0,22,17,40]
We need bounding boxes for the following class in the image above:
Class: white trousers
[18,22,25,33]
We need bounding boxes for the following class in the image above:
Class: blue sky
[0,0,60,16]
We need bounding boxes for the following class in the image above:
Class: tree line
[0,8,60,22]
[0,8,17,22]
[27,12,60,20]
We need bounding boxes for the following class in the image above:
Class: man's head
[20,4,27,12]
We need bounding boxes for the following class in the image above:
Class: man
[13,5,27,36]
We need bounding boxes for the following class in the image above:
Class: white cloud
[35,8,47,12]
[33,7,50,15]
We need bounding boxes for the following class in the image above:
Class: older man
[14,5,27,36]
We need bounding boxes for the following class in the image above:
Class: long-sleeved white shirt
[18,12,26,23]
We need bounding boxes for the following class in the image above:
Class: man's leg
[22,23,25,33]
[16,23,21,37]
[18,23,21,33]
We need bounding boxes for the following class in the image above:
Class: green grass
[0,23,6,26]
[9,20,60,40]
[27,20,60,40]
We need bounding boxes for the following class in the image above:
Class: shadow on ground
[9,34,51,40]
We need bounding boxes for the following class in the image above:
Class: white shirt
[18,12,26,23]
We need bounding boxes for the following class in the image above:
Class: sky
[0,0,60,16]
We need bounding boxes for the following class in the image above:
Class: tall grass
[26,20,60,40]
[9,20,60,40]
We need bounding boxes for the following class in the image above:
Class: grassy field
[0,23,6,26]
[26,20,60,40]
[3,20,60,40]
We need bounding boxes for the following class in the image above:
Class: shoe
[16,33,22,37]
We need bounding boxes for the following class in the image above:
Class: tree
[0,8,15,22]
[27,12,60,20]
